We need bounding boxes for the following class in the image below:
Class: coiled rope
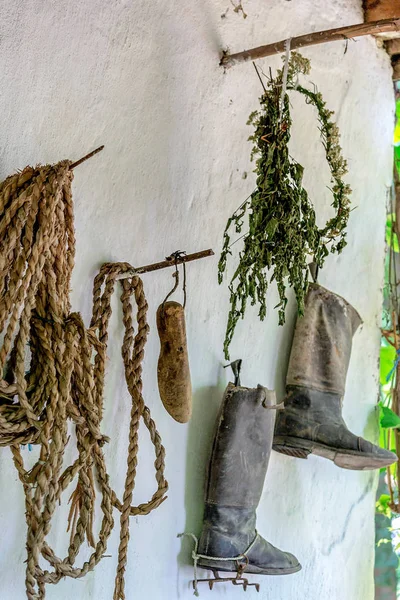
[0,161,167,599]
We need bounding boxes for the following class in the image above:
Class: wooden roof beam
[221,18,400,67]
[364,0,400,23]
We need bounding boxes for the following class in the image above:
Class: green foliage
[375,97,400,552]
[381,345,397,386]
[394,98,400,145]
[377,494,393,519]
[386,214,399,253]
[218,53,351,359]
[394,146,400,178]
[380,405,400,429]
[394,98,400,180]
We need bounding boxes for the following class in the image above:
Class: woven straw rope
[0,161,167,599]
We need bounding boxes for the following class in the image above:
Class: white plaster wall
[0,1,394,599]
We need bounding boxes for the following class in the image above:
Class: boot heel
[273,437,311,459]
[273,445,310,459]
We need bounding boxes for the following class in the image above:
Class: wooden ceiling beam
[221,18,400,67]
[364,0,400,22]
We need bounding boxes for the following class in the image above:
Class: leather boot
[197,382,301,575]
[273,283,397,470]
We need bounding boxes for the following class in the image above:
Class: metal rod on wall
[221,17,400,67]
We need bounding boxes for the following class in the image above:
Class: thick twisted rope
[0,162,167,599]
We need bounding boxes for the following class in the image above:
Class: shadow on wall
[273,297,297,403]
[176,298,299,570]
[177,379,226,568]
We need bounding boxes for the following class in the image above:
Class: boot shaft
[205,383,276,508]
[274,284,397,469]
[287,284,361,395]
[198,383,301,574]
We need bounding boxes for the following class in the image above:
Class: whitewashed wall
[0,1,394,599]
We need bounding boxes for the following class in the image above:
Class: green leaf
[377,538,391,547]
[380,405,400,429]
[266,217,278,238]
[376,494,393,519]
[394,146,400,178]
[378,493,391,504]
[386,214,399,253]
[380,344,397,385]
[379,426,386,451]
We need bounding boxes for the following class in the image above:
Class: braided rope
[0,162,167,599]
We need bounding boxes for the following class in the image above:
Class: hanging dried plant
[218,52,352,359]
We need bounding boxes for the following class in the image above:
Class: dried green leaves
[219,53,351,359]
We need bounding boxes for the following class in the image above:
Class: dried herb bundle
[218,53,351,359]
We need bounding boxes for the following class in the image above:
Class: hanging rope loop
[0,161,167,599]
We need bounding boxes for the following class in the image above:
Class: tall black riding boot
[197,383,301,575]
[273,283,397,470]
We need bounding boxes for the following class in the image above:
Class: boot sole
[197,557,302,576]
[273,436,396,470]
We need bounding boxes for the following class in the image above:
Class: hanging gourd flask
[156,300,192,423]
